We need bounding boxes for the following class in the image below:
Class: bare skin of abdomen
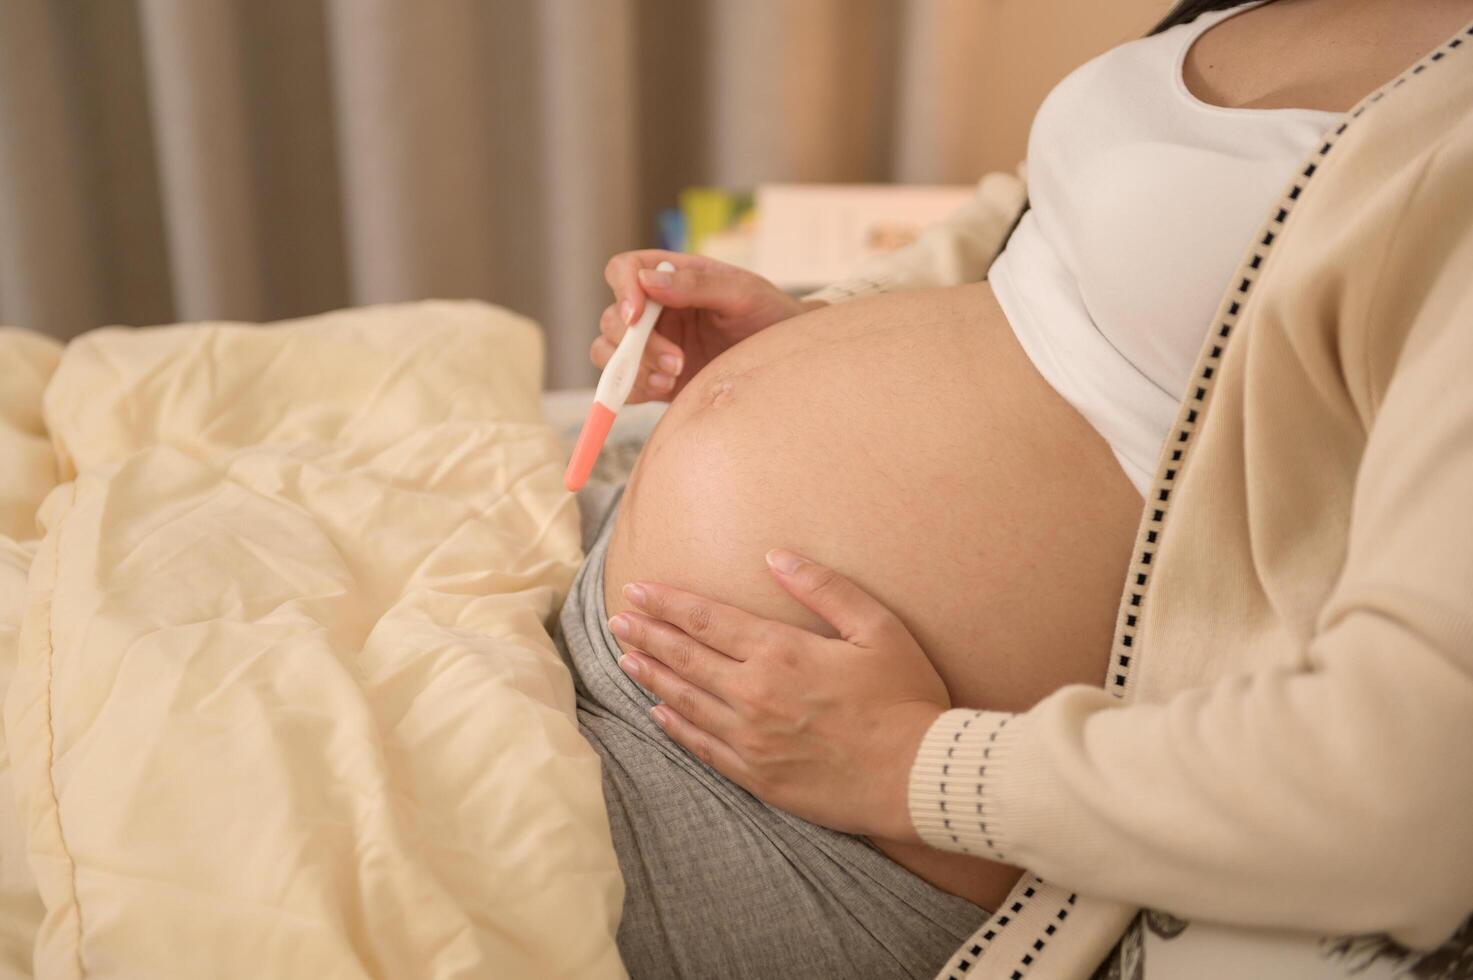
[604,282,1143,912]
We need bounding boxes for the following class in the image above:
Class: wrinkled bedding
[0,304,625,979]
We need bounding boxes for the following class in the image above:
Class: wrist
[908,708,1022,862]
[770,296,824,329]
[740,295,822,343]
[876,702,946,844]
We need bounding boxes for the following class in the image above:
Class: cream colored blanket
[0,304,624,979]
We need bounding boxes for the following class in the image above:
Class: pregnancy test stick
[564,260,676,492]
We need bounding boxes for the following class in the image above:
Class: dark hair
[1147,0,1273,36]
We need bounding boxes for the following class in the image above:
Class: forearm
[909,641,1473,949]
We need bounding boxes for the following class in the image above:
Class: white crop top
[987,3,1340,494]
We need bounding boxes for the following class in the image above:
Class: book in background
[657,184,973,294]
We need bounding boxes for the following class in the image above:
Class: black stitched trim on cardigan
[940,876,1048,978]
[933,22,1472,980]
[1104,22,1472,701]
[1002,892,1079,979]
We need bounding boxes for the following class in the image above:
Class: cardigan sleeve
[803,170,1026,305]
[911,581,1473,951]
[907,202,1473,953]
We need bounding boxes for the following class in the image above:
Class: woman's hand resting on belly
[607,547,950,845]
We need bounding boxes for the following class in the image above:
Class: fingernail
[765,549,805,575]
[650,705,668,726]
[618,654,642,679]
[621,300,637,325]
[650,373,675,391]
[639,268,673,289]
[658,353,683,375]
[623,583,648,606]
[609,614,632,638]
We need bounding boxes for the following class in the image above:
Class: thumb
[765,550,896,644]
[639,264,757,315]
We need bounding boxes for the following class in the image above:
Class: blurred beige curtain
[0,0,1159,388]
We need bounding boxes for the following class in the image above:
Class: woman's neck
[1183,0,1473,113]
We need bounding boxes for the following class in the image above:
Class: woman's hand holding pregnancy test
[595,250,824,402]
[607,551,950,844]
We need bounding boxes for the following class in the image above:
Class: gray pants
[558,490,986,979]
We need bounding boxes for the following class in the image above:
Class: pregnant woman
[565,1,1473,977]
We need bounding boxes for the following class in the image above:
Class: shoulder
[1322,43,1473,407]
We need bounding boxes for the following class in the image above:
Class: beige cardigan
[820,22,1473,980]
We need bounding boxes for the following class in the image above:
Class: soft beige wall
[897,0,1169,178]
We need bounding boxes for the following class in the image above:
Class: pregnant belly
[604,282,1143,909]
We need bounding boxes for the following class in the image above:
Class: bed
[0,303,633,979]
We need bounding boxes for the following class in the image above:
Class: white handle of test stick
[593,259,675,412]
[563,259,677,492]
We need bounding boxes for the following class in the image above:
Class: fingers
[617,645,737,739]
[635,263,756,315]
[764,550,898,645]
[622,581,795,662]
[590,335,613,368]
[593,301,683,397]
[649,702,752,784]
[603,249,693,327]
[605,249,763,321]
[597,303,684,377]
[609,611,738,697]
[590,337,676,402]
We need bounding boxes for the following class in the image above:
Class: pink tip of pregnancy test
[564,401,617,492]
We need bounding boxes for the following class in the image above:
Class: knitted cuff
[908,708,1026,865]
